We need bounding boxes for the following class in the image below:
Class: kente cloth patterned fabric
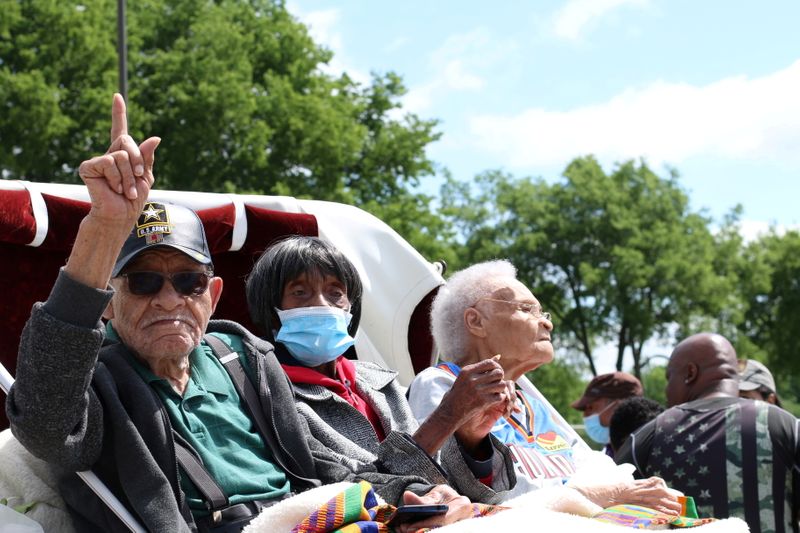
[592,503,716,529]
[678,496,699,519]
[616,396,800,533]
[291,481,507,533]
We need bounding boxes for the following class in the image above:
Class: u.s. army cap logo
[136,202,172,241]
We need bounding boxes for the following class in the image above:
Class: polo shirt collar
[107,322,230,397]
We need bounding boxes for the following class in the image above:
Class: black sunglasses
[120,271,211,296]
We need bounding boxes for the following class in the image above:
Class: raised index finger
[110,93,128,143]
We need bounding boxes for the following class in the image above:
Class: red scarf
[282,357,386,442]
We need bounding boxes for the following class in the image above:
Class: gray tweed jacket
[291,360,516,504]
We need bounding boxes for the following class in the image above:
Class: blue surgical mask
[583,400,617,445]
[275,306,355,367]
[583,413,610,445]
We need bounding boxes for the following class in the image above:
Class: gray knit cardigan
[291,360,517,505]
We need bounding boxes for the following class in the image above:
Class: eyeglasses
[479,298,551,320]
[120,271,211,296]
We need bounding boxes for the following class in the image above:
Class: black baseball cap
[112,202,213,277]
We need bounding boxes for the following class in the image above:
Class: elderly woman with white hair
[408,260,683,513]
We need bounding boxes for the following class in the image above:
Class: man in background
[617,332,800,532]
[571,371,644,456]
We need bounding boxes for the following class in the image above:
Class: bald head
[665,333,739,406]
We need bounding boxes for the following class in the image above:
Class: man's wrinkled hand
[395,485,472,533]
[78,93,160,228]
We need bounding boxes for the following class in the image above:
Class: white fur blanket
[244,482,750,533]
[0,429,74,533]
[0,427,749,533]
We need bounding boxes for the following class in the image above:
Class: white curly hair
[430,260,518,362]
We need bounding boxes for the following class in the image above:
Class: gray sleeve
[305,428,437,505]
[439,433,516,504]
[42,268,115,327]
[5,269,112,470]
[376,428,518,504]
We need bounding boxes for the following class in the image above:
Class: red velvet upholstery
[408,286,439,375]
[0,191,317,430]
[0,189,439,432]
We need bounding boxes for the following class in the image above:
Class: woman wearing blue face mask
[245,236,518,513]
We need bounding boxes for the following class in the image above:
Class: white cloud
[298,7,342,53]
[732,219,800,244]
[286,3,370,84]
[552,0,651,41]
[468,60,800,169]
[737,219,774,243]
[402,29,514,114]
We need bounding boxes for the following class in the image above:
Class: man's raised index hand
[110,93,128,142]
[105,93,148,198]
[78,94,160,213]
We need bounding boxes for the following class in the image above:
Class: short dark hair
[609,396,664,452]
[246,235,363,343]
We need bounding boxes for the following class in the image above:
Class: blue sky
[286,0,800,373]
[288,0,800,242]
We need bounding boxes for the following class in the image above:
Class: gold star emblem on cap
[141,203,164,222]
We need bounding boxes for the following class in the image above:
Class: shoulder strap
[172,433,229,511]
[204,334,318,487]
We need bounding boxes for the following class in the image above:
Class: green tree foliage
[9,1,800,403]
[0,0,119,180]
[442,157,728,376]
[730,230,800,414]
[639,364,667,407]
[0,0,447,258]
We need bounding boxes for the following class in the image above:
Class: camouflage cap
[738,359,777,394]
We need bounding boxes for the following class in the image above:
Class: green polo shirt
[107,325,290,515]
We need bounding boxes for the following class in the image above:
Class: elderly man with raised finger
[5,95,481,532]
[5,95,321,532]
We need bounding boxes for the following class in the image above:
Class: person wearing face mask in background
[245,236,519,526]
[571,372,644,458]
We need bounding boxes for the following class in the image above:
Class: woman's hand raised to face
[412,356,513,455]
[440,356,514,427]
